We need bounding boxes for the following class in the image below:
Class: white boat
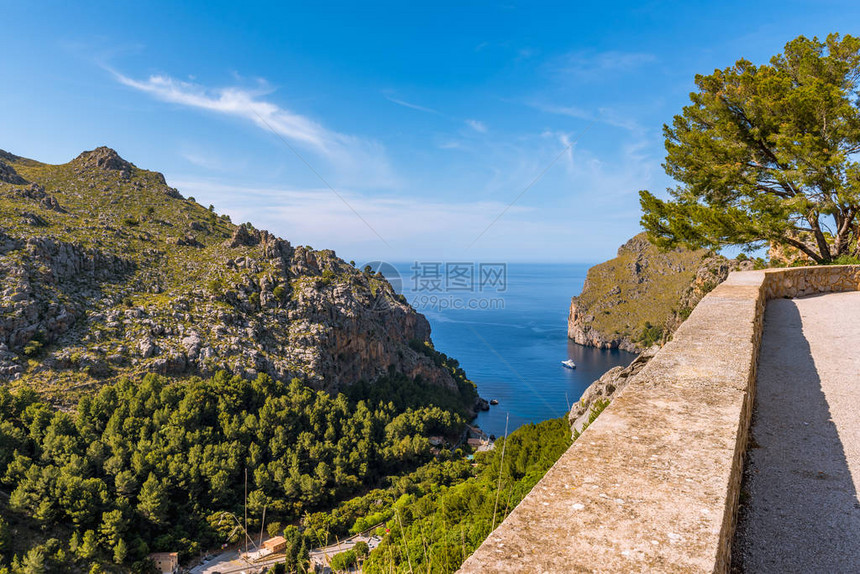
[561,359,576,369]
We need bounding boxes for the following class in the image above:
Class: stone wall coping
[458,265,860,574]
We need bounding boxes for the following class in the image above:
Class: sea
[387,262,636,438]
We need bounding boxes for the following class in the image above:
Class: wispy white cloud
[523,50,658,141]
[165,117,663,262]
[112,70,398,188]
[178,144,246,172]
[181,150,226,171]
[384,94,441,115]
[516,47,537,61]
[115,73,332,150]
[466,119,487,133]
[555,131,577,168]
[535,104,591,121]
[533,102,646,134]
[433,123,664,257]
[555,50,657,80]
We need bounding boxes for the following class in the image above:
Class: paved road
[733,293,860,573]
[189,549,253,574]
[190,534,381,574]
[310,534,381,571]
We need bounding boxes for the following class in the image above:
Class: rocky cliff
[0,147,475,408]
[568,345,658,436]
[568,233,752,353]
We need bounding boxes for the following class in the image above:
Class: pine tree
[20,547,46,574]
[68,532,80,555]
[113,539,128,565]
[78,530,99,560]
[298,539,309,573]
[641,33,860,264]
[0,516,10,563]
[137,473,168,524]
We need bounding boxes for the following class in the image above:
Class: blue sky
[2,1,858,263]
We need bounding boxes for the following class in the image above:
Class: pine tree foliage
[641,33,860,263]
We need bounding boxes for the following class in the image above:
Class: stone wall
[459,265,860,574]
[762,265,860,299]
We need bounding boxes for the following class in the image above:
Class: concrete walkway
[733,292,860,573]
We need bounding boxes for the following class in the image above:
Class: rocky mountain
[0,147,476,409]
[568,233,753,353]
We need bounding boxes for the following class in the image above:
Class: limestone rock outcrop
[72,146,135,176]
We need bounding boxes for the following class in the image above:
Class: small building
[428,436,445,446]
[476,441,495,453]
[467,438,484,448]
[149,552,179,574]
[263,535,287,553]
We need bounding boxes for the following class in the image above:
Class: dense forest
[0,329,577,574]
[0,360,474,573]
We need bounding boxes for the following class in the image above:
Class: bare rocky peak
[72,146,135,172]
[71,146,170,188]
[616,233,653,256]
[0,161,26,185]
[568,233,751,353]
[0,146,475,408]
[617,233,689,258]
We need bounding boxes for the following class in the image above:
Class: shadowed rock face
[0,159,27,185]
[0,147,470,406]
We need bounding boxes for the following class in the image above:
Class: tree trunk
[807,214,832,262]
[853,223,860,259]
[782,234,825,264]
[834,208,856,257]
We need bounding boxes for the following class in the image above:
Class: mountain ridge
[0,147,477,411]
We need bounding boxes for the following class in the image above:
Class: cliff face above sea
[568,233,753,353]
[0,147,476,407]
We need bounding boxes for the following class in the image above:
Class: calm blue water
[390,263,635,437]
